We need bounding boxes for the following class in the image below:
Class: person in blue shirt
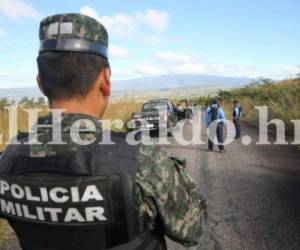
[232,100,242,139]
[205,99,226,153]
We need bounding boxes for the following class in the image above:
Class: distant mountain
[0,87,43,101]
[0,74,251,101]
[113,74,251,90]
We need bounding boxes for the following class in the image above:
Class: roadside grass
[0,107,48,152]
[217,78,300,137]
[0,101,142,151]
[0,220,14,246]
[102,101,142,131]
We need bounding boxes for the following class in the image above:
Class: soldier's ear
[102,68,111,97]
[96,67,111,97]
[37,74,46,96]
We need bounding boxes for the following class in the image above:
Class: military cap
[39,13,109,59]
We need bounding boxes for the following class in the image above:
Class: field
[102,101,142,131]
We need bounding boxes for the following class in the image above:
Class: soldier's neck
[49,99,102,119]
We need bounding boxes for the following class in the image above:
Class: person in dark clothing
[205,99,226,153]
[232,100,242,139]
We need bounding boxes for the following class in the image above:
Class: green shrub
[217,78,300,136]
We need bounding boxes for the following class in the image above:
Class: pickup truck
[130,99,193,135]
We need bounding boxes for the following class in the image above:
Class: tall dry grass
[0,101,142,151]
[102,101,142,131]
[219,78,300,136]
[0,107,48,151]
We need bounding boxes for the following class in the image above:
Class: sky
[0,0,299,88]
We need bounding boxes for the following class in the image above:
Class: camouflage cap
[39,13,109,59]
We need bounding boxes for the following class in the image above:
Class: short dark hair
[211,98,218,105]
[37,52,109,101]
[233,100,239,104]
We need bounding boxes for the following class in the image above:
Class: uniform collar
[36,113,102,134]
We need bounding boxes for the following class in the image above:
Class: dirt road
[1,118,300,250]
[166,119,300,249]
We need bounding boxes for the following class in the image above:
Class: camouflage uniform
[39,14,109,58]
[39,14,109,46]
[26,114,207,246]
[136,144,207,246]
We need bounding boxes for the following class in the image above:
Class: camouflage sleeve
[136,144,207,247]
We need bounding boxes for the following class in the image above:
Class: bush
[217,78,300,136]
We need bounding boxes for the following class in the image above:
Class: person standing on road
[0,14,206,250]
[205,99,226,153]
[232,100,242,139]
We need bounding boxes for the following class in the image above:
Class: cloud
[138,34,162,45]
[204,64,260,78]
[271,65,299,79]
[168,63,206,74]
[155,51,198,65]
[165,62,299,80]
[78,5,99,20]
[111,69,134,80]
[208,64,300,79]
[153,50,297,79]
[0,70,35,88]
[109,45,130,60]
[153,50,290,78]
[99,14,137,38]
[170,37,185,44]
[80,5,137,37]
[0,0,39,21]
[80,6,170,38]
[135,64,160,76]
[166,63,263,77]
[135,9,169,32]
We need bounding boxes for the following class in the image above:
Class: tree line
[0,96,46,110]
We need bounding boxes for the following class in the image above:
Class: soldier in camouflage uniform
[0,14,206,250]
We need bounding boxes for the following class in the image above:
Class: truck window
[142,102,169,111]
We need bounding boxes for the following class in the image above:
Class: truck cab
[131,99,177,135]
